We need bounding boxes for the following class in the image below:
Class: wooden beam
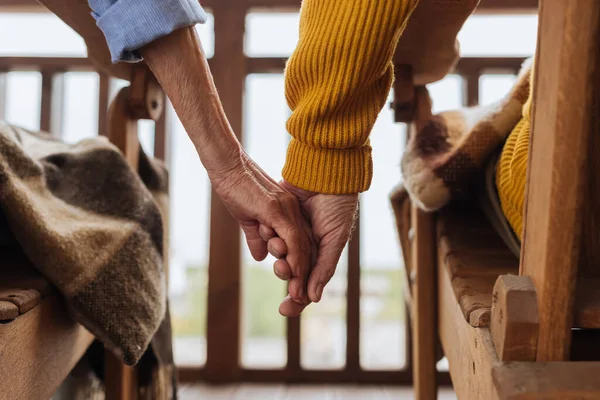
[247,57,527,75]
[205,5,246,382]
[476,0,538,14]
[520,0,600,361]
[0,57,93,71]
[0,0,538,13]
[179,366,453,385]
[411,206,437,400]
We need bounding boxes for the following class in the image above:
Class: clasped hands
[211,148,359,317]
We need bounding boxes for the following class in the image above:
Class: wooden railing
[0,54,525,386]
[0,0,535,387]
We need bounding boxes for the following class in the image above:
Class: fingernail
[292,296,307,305]
[316,283,324,302]
[269,245,281,258]
[274,270,288,280]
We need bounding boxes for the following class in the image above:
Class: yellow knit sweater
[495,68,534,241]
[283,0,419,194]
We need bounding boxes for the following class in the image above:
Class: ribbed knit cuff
[282,139,373,194]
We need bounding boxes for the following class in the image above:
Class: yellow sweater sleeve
[282,0,419,194]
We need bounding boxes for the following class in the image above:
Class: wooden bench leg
[411,207,438,400]
[104,349,138,400]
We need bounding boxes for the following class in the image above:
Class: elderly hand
[141,28,315,304]
[210,152,315,305]
[261,180,359,316]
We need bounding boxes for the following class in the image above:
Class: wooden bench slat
[0,288,42,314]
[0,300,18,321]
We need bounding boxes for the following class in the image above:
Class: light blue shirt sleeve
[88,0,208,63]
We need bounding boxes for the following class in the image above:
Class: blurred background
[0,0,537,380]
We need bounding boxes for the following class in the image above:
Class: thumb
[307,231,348,303]
[240,221,268,261]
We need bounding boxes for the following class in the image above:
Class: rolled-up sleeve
[88,0,208,63]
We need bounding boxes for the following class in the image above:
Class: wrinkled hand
[210,152,314,305]
[261,180,359,317]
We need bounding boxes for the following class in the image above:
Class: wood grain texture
[0,300,18,321]
[0,288,41,314]
[573,279,600,328]
[0,295,93,400]
[104,348,138,400]
[107,86,140,168]
[437,205,519,328]
[490,275,538,362]
[452,276,495,327]
[205,5,246,382]
[438,250,502,400]
[493,362,600,400]
[411,206,437,400]
[520,0,600,361]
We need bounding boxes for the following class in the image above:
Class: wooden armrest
[395,0,480,85]
[37,0,133,81]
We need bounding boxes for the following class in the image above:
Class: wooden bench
[393,0,600,398]
[0,3,165,397]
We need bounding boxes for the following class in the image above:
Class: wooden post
[97,74,110,136]
[411,205,437,400]
[346,213,361,371]
[490,275,538,361]
[205,4,246,382]
[464,70,480,107]
[0,71,6,122]
[40,70,64,135]
[520,0,600,361]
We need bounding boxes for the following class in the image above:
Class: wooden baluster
[39,70,64,136]
[411,205,437,400]
[464,70,480,107]
[346,213,361,372]
[0,71,6,121]
[286,315,301,372]
[205,4,246,382]
[153,94,168,162]
[98,74,110,136]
